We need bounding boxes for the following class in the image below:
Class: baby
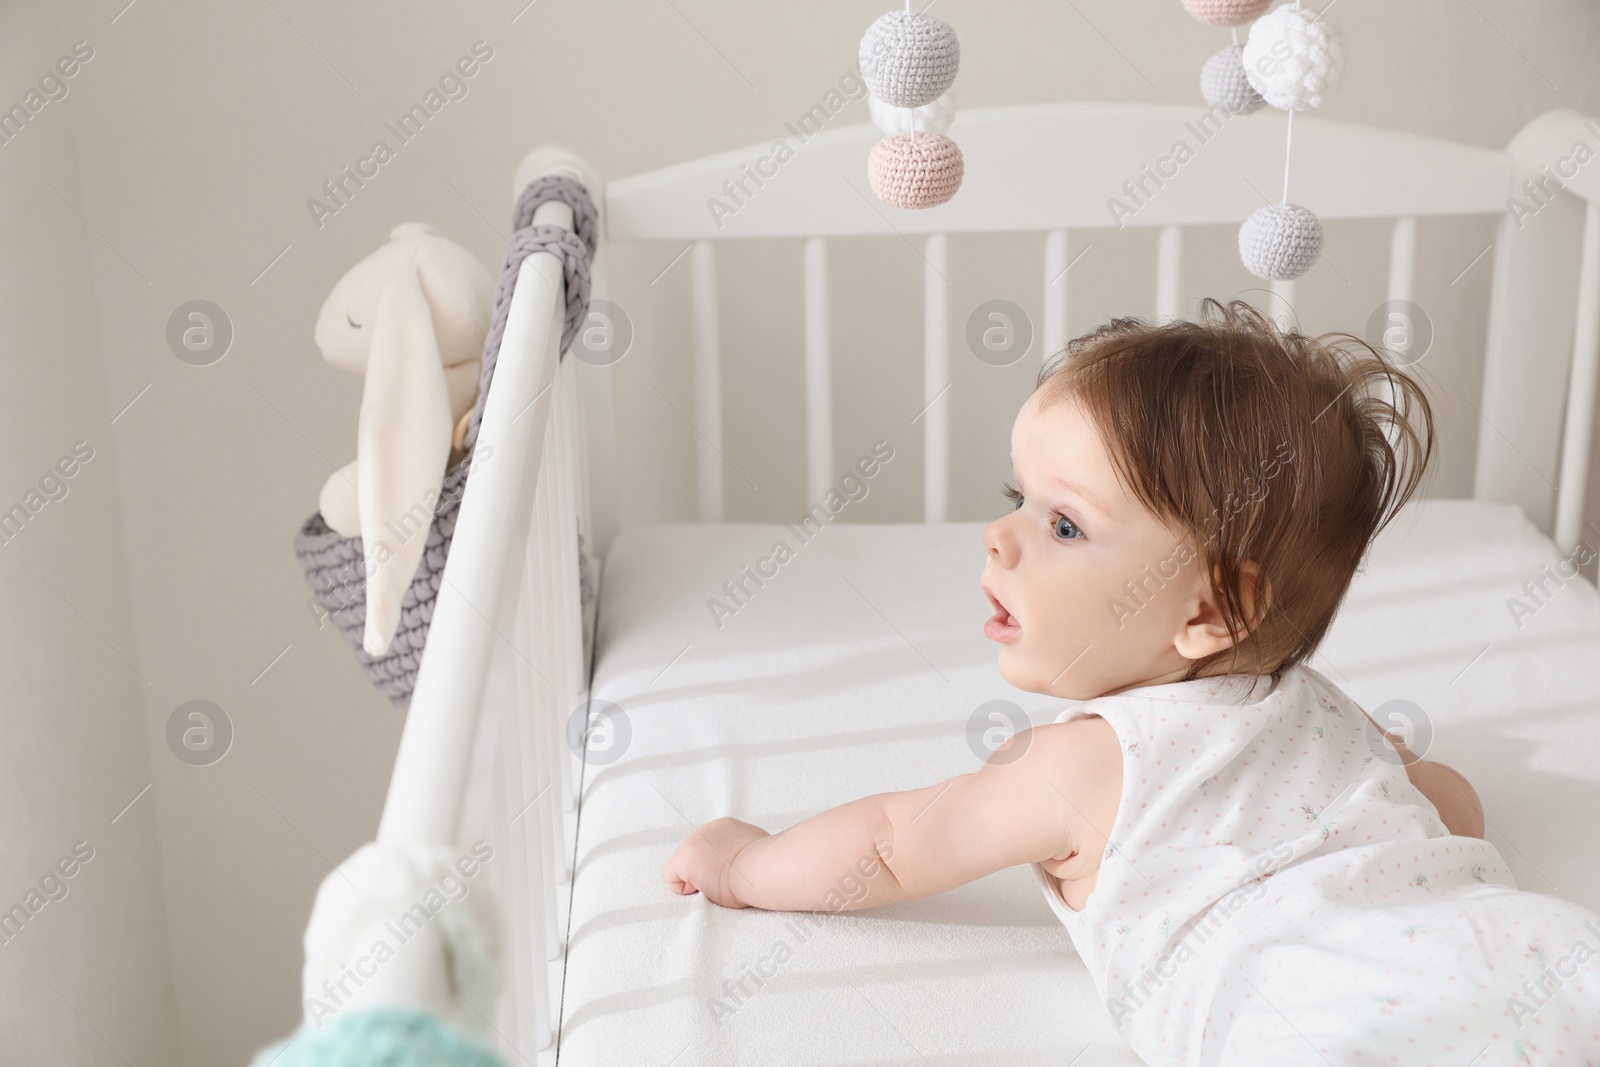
[663,299,1600,1064]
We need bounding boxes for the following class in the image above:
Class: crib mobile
[1187,0,1348,280]
[295,176,599,708]
[860,1,1345,282]
[861,4,964,208]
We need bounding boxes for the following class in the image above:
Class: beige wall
[0,4,181,1065]
[12,0,1600,1064]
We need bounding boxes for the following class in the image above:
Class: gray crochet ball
[859,10,960,109]
[1201,45,1266,115]
[1239,203,1323,280]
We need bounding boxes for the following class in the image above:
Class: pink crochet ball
[868,134,964,209]
[1181,0,1272,26]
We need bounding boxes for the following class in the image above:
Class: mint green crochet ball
[248,1007,504,1067]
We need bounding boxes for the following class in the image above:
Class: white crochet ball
[1242,4,1346,110]
[869,89,957,136]
[859,10,960,109]
[1239,203,1323,280]
[1201,45,1266,115]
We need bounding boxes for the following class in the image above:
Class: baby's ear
[1180,559,1269,660]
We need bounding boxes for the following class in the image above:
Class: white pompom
[1201,45,1266,115]
[301,842,502,1038]
[869,90,957,136]
[1239,203,1323,280]
[1242,4,1346,110]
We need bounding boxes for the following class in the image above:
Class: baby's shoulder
[1015,714,1123,793]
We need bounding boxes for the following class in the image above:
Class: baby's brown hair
[1035,298,1435,684]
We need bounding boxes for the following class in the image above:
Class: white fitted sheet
[555,498,1600,1065]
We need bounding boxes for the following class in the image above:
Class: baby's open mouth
[982,584,1021,642]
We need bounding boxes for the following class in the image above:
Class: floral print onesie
[1032,665,1600,1065]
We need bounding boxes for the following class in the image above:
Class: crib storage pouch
[295,175,599,708]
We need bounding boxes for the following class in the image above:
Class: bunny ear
[358,261,453,656]
[389,221,440,242]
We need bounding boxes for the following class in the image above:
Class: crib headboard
[599,102,1600,557]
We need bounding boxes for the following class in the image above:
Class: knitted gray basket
[296,175,600,708]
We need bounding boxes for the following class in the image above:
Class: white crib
[361,104,1600,1065]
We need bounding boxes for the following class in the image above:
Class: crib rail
[608,102,1600,554]
[373,171,592,1060]
[1482,110,1600,550]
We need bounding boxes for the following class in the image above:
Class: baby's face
[981,389,1221,701]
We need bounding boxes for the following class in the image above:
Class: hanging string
[1282,108,1294,204]
[1231,25,1238,46]
[1280,0,1304,204]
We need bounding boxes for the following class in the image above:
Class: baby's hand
[662,817,770,908]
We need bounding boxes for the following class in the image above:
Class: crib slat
[924,233,949,524]
[517,709,556,1050]
[1376,216,1420,454]
[497,654,552,1051]
[1557,201,1600,550]
[691,241,725,522]
[512,470,551,960]
[543,408,573,883]
[531,420,570,894]
[567,340,599,690]
[504,697,541,1049]
[555,359,581,816]
[1388,216,1418,306]
[580,250,617,582]
[542,445,571,946]
[1043,229,1069,363]
[515,421,565,939]
[1156,225,1182,321]
[531,478,566,943]
[547,363,573,816]
[1269,278,1296,329]
[804,237,833,505]
[551,361,580,824]
[568,362,595,818]
[484,723,523,1058]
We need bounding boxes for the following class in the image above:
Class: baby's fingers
[662,856,701,896]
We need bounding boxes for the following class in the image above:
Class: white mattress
[555,498,1600,1065]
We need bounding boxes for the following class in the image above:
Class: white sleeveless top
[1032,663,1600,1065]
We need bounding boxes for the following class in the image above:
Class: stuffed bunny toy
[315,223,494,656]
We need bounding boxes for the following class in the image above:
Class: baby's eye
[1003,481,1084,542]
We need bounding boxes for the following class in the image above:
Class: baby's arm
[662,719,1110,911]
[1359,707,1485,838]
[1403,757,1484,838]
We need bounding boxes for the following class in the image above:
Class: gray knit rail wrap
[295,174,600,708]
